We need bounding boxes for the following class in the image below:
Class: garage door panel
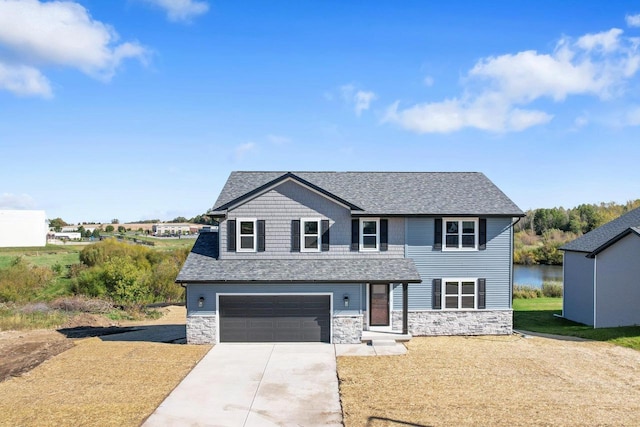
[219,295,330,343]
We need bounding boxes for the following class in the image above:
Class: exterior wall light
[343,294,349,307]
[198,296,205,308]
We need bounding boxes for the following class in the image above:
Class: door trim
[216,292,333,343]
[366,283,393,331]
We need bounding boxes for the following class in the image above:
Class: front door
[370,284,390,326]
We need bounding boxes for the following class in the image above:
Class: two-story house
[177,171,523,344]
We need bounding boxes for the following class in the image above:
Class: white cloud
[626,14,640,27]
[0,193,36,209]
[140,0,209,22]
[574,115,589,128]
[267,134,291,145]
[423,75,434,87]
[339,84,377,116]
[0,63,51,97]
[0,0,148,97]
[234,142,257,161]
[385,26,640,133]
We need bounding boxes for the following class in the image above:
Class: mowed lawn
[338,298,640,427]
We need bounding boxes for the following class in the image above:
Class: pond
[513,264,563,288]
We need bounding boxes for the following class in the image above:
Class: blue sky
[1,1,640,224]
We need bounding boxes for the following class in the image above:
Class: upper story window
[443,218,478,251]
[237,218,257,252]
[301,218,321,252]
[360,218,379,251]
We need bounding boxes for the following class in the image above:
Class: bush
[513,285,543,299]
[541,282,563,298]
[0,258,55,303]
[72,268,108,298]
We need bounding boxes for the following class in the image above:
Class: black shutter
[434,218,442,250]
[478,278,486,309]
[227,220,236,252]
[291,220,300,252]
[257,220,265,252]
[321,220,330,251]
[351,219,359,251]
[380,219,388,251]
[433,278,442,310]
[479,218,487,250]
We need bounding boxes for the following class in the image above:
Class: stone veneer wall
[392,310,512,336]
[333,315,363,344]
[187,315,217,344]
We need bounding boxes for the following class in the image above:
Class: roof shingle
[561,206,640,253]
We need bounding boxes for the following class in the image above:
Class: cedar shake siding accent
[218,180,405,259]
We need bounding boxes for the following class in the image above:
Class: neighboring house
[177,172,523,344]
[153,223,195,236]
[0,210,48,248]
[561,206,640,328]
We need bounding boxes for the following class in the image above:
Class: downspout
[593,255,597,328]
[509,217,522,309]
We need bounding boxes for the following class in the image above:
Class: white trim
[226,176,353,211]
[366,283,393,331]
[236,218,257,252]
[442,218,479,251]
[216,292,333,343]
[442,278,478,310]
[359,218,380,252]
[300,217,321,252]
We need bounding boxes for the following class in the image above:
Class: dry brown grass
[0,306,210,427]
[338,336,640,427]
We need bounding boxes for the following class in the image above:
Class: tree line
[514,199,640,265]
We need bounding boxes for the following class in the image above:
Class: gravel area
[337,335,640,427]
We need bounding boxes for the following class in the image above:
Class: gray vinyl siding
[562,251,594,326]
[396,217,513,310]
[594,234,640,327]
[220,180,404,259]
[186,283,363,316]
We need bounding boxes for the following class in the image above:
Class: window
[301,218,321,252]
[360,218,379,251]
[236,219,256,252]
[443,218,478,250]
[443,278,476,309]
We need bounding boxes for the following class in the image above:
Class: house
[560,206,640,328]
[0,210,48,248]
[176,171,523,344]
[153,223,196,236]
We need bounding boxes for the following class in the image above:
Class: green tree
[111,219,120,224]
[117,225,126,233]
[105,225,114,233]
[48,217,68,232]
[91,228,101,238]
[102,257,151,308]
[170,216,188,223]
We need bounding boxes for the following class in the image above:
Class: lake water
[513,264,563,288]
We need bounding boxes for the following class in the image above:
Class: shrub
[0,259,55,303]
[542,282,563,298]
[72,268,108,298]
[513,285,543,299]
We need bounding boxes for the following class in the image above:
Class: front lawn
[513,297,640,350]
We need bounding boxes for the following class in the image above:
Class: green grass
[513,298,640,351]
[0,246,81,269]
[0,306,71,331]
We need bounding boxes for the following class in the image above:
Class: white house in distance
[0,210,48,248]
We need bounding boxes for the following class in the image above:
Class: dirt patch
[338,335,640,427]
[0,330,73,382]
[0,305,187,384]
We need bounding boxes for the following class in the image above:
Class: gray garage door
[219,295,331,343]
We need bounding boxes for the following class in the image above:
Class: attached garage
[219,295,331,343]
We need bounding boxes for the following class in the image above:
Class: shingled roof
[209,171,523,216]
[561,206,640,254]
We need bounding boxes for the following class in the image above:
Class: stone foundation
[333,315,363,344]
[392,310,512,336]
[187,315,216,344]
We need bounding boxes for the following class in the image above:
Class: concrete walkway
[143,344,342,427]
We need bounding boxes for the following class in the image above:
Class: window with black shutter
[321,220,330,251]
[351,219,359,251]
[433,278,442,309]
[291,220,300,252]
[380,219,388,251]
[227,220,236,251]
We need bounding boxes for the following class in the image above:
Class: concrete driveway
[143,344,342,427]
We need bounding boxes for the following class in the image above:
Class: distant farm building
[153,223,197,236]
[0,210,48,248]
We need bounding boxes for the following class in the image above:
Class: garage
[219,295,331,343]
